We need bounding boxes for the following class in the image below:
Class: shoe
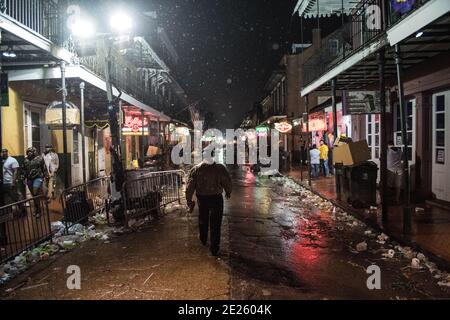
[200,236,207,246]
[210,248,220,257]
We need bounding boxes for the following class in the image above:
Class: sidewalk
[286,167,450,268]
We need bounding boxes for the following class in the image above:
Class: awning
[7,66,171,121]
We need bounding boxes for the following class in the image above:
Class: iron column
[395,44,412,234]
[80,82,87,184]
[60,61,69,189]
[378,49,388,223]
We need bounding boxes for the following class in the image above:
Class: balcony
[301,0,434,89]
[1,0,61,44]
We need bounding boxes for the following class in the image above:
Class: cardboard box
[333,140,371,166]
[334,135,353,147]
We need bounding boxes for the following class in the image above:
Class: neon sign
[274,122,292,133]
[122,110,149,136]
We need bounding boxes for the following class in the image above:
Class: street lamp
[110,12,133,34]
[70,9,134,222]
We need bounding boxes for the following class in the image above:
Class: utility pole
[305,95,312,188]
[103,37,126,221]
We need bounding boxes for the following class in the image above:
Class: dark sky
[137,0,298,129]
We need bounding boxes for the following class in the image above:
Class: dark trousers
[197,194,224,254]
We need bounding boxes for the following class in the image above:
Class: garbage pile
[0,222,114,287]
[270,175,450,290]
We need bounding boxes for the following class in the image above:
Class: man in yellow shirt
[319,140,330,177]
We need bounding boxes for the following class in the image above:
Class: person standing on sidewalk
[43,144,59,201]
[23,147,48,217]
[310,144,321,178]
[387,141,404,204]
[186,158,232,257]
[319,140,330,177]
[1,149,26,215]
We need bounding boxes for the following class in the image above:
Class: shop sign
[256,125,269,137]
[303,113,327,132]
[292,118,302,127]
[274,122,292,133]
[122,111,149,136]
[436,149,445,165]
[343,91,390,115]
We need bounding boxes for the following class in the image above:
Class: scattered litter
[262,289,272,297]
[143,273,154,285]
[383,249,396,259]
[356,242,368,252]
[415,207,425,214]
[411,258,421,269]
[417,253,427,262]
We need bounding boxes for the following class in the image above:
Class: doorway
[432,91,450,202]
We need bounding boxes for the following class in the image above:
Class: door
[432,91,450,202]
[72,128,82,185]
[366,114,381,181]
[24,103,50,154]
[394,99,416,166]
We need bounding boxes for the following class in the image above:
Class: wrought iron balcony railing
[302,0,431,87]
[1,0,61,44]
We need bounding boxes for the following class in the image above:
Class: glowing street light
[70,19,96,38]
[110,12,133,34]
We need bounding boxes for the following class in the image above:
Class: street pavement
[1,167,450,300]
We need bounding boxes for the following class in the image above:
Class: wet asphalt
[1,167,450,300]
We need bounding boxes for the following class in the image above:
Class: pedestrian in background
[319,140,330,177]
[43,144,59,201]
[387,141,404,204]
[1,148,26,215]
[23,147,48,217]
[310,144,320,178]
[186,157,232,257]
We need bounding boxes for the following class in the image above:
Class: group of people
[1,145,60,209]
[309,140,333,178]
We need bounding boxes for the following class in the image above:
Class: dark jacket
[186,162,232,202]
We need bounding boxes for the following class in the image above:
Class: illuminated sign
[256,126,269,133]
[274,122,292,133]
[302,113,327,132]
[122,110,149,136]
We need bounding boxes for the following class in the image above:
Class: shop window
[366,114,380,160]
[435,95,446,160]
[394,100,416,163]
[31,111,41,153]
[73,128,79,165]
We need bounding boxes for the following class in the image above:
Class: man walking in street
[319,140,330,177]
[43,144,59,201]
[23,147,48,217]
[186,157,232,257]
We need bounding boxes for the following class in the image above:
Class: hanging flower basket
[45,101,81,128]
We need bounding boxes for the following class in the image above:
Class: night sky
[135,0,298,129]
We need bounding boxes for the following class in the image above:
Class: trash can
[334,163,345,201]
[347,161,378,208]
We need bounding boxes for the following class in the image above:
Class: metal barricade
[61,177,111,232]
[0,196,52,264]
[122,170,185,227]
